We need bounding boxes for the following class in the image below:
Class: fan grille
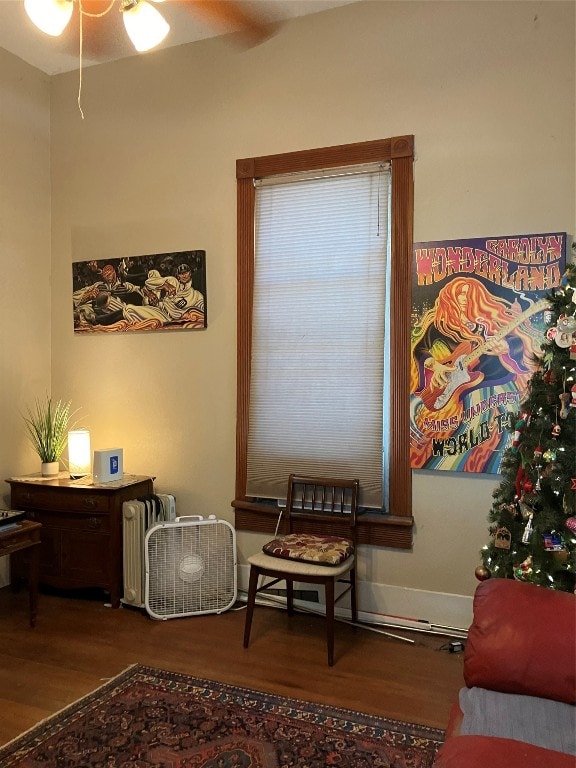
[145,519,237,619]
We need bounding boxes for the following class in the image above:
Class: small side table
[0,520,42,627]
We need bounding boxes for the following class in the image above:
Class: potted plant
[23,396,76,476]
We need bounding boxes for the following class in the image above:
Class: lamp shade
[122,0,170,52]
[68,429,91,478]
[24,0,73,36]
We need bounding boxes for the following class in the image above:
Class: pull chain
[76,0,116,119]
[77,0,84,119]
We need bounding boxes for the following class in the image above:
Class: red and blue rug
[0,664,444,767]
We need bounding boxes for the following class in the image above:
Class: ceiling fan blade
[178,0,277,46]
[39,0,279,61]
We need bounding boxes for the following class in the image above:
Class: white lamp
[24,0,73,36]
[121,0,170,52]
[68,429,91,479]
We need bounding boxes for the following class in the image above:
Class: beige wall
[0,50,51,584]
[0,50,51,496]
[2,1,574,608]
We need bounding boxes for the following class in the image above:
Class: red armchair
[434,578,576,768]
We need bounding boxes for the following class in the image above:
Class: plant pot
[41,461,60,477]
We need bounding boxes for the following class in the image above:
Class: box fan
[144,515,237,620]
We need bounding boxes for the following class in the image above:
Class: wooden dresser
[8,473,154,608]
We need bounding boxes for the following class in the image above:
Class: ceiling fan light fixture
[121,0,169,52]
[24,0,73,36]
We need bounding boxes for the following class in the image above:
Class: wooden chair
[243,474,359,666]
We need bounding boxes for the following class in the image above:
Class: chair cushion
[262,533,354,566]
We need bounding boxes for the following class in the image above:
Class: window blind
[247,163,391,508]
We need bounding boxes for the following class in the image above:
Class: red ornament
[515,465,527,499]
[475,565,491,581]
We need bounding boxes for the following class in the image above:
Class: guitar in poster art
[416,299,549,412]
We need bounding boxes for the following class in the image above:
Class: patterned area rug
[0,664,444,767]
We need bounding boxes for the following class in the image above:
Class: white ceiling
[0,0,356,75]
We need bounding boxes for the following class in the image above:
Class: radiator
[122,494,176,607]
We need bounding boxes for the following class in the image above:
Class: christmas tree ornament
[542,532,564,551]
[515,465,527,498]
[566,516,576,534]
[514,555,533,582]
[512,414,528,452]
[551,423,561,439]
[499,502,517,516]
[546,326,558,343]
[533,444,544,489]
[535,471,542,491]
[559,392,571,418]
[561,313,576,330]
[518,500,534,520]
[521,513,534,543]
[547,313,576,348]
[570,383,576,408]
[494,526,511,549]
[542,448,556,463]
[475,565,491,581]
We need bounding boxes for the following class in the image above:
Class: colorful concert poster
[410,232,567,473]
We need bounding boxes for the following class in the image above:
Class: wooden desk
[0,520,42,627]
[8,474,154,608]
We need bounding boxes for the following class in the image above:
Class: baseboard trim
[238,564,472,637]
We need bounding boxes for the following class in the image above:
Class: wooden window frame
[233,136,414,549]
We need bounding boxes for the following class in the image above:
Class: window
[234,137,414,549]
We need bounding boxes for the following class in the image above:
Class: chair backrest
[285,475,359,541]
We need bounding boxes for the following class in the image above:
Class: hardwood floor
[0,586,465,747]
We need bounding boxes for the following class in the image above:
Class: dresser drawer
[26,508,111,532]
[11,485,111,513]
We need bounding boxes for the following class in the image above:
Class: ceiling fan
[24,0,275,59]
[23,0,277,117]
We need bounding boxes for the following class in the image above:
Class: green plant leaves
[23,396,77,463]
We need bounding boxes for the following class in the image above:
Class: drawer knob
[82,498,97,509]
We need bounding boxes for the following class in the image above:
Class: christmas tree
[477,258,576,592]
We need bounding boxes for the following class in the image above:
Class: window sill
[232,499,413,549]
